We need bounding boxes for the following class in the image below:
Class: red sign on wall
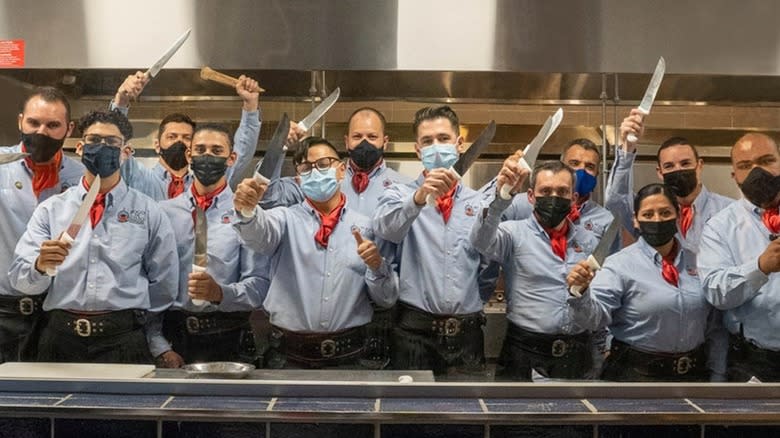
[0,40,25,67]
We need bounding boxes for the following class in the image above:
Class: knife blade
[499,107,564,199]
[425,120,497,207]
[297,87,341,132]
[191,206,208,306]
[569,218,621,297]
[626,57,666,144]
[46,175,101,276]
[145,28,192,78]
[0,152,29,165]
[239,113,291,218]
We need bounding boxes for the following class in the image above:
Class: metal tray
[183,362,255,379]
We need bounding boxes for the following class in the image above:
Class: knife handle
[45,232,75,276]
[625,108,649,144]
[190,264,208,306]
[568,254,602,298]
[425,168,461,207]
[239,172,270,218]
[498,157,530,200]
[200,67,266,93]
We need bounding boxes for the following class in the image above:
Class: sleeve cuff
[366,259,391,280]
[744,260,770,289]
[402,192,425,217]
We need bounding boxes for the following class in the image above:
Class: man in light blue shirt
[699,133,780,381]
[233,137,398,369]
[374,105,487,377]
[471,160,598,380]
[9,110,178,364]
[606,109,733,253]
[0,87,84,363]
[160,123,268,367]
[111,71,262,200]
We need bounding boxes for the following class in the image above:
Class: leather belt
[611,339,705,377]
[48,309,141,338]
[168,310,251,335]
[397,303,484,337]
[0,294,45,316]
[506,323,589,358]
[273,325,365,362]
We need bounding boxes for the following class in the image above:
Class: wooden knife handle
[200,67,265,93]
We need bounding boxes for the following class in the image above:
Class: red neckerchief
[661,240,680,287]
[22,145,61,198]
[310,193,346,248]
[679,204,694,238]
[168,174,186,199]
[350,160,381,194]
[568,202,583,223]
[543,220,570,260]
[191,181,227,212]
[436,183,458,224]
[762,207,780,234]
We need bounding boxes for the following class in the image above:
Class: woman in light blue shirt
[568,183,723,381]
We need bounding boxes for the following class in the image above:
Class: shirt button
[88,283,94,288]
[324,297,329,301]
[321,321,328,327]
[326,272,331,277]
[90,259,96,263]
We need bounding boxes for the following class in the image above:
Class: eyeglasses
[296,157,341,175]
[83,134,124,147]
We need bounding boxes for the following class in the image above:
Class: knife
[569,218,621,298]
[426,120,497,207]
[296,87,341,132]
[145,28,192,79]
[190,206,208,306]
[0,152,29,165]
[46,175,101,276]
[499,107,564,200]
[239,113,291,218]
[626,57,666,144]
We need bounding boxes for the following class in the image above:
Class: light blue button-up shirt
[9,178,179,356]
[233,198,398,332]
[699,198,780,350]
[470,195,598,334]
[604,148,733,253]
[569,238,714,353]
[120,109,261,200]
[0,144,84,297]
[161,186,268,312]
[374,176,486,315]
[262,160,411,215]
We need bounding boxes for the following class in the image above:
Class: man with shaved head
[699,133,780,381]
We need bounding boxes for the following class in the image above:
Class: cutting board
[0,362,154,379]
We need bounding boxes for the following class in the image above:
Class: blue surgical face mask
[573,168,598,197]
[82,143,121,178]
[421,144,458,171]
[300,167,340,202]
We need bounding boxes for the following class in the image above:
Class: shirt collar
[347,159,386,178]
[301,193,349,221]
[636,236,684,266]
[186,183,233,211]
[78,176,127,211]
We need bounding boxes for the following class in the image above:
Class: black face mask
[349,139,384,170]
[20,132,65,163]
[663,169,698,198]
[190,155,228,186]
[739,166,780,208]
[638,219,678,247]
[534,196,572,229]
[82,143,121,178]
[159,141,189,171]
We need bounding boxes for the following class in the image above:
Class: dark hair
[633,183,680,215]
[561,138,602,162]
[656,136,699,164]
[347,107,387,135]
[293,136,341,166]
[530,160,576,189]
[20,86,71,123]
[158,113,195,140]
[193,123,233,149]
[78,110,133,140]
[412,105,459,137]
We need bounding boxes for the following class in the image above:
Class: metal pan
[183,362,255,379]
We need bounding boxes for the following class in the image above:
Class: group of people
[1,73,779,383]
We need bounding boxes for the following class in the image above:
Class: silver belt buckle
[18,297,34,316]
[75,318,92,337]
[551,339,568,357]
[444,318,461,336]
[185,316,200,334]
[320,339,337,358]
[676,356,692,375]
